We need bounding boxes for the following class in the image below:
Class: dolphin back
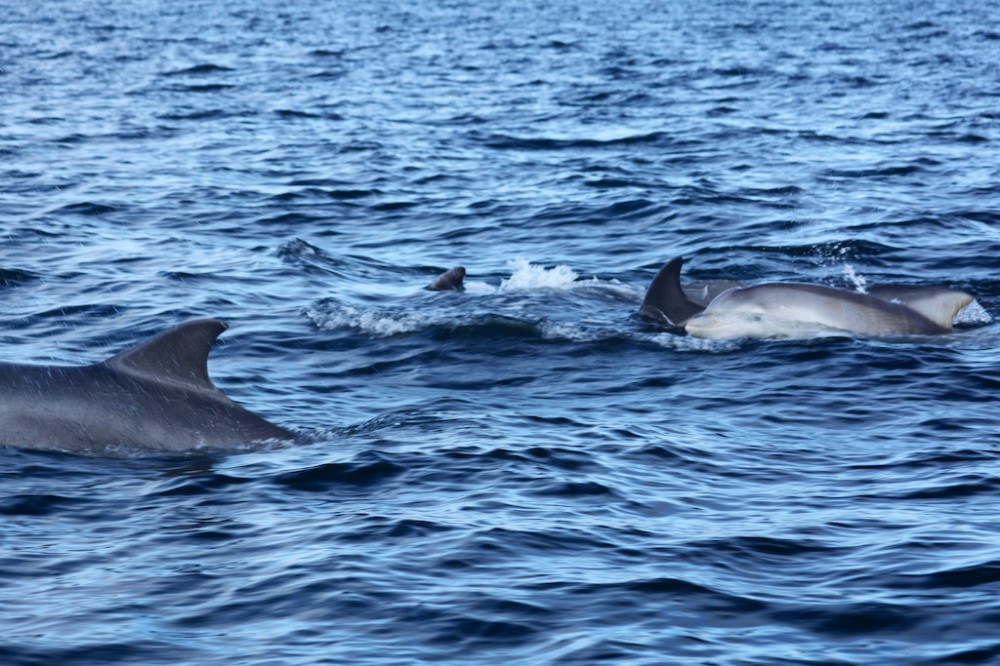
[692,283,956,338]
[866,285,973,331]
[0,319,294,454]
[427,266,467,291]
[683,279,746,307]
[98,318,293,448]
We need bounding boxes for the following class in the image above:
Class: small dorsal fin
[102,319,227,390]
[867,285,974,331]
[638,257,706,327]
[427,266,466,291]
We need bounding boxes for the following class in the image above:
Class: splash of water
[843,264,868,293]
[499,258,579,292]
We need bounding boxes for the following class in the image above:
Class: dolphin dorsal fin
[638,257,706,327]
[867,286,974,331]
[427,266,466,291]
[102,319,228,390]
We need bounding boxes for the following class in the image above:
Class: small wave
[823,164,924,179]
[0,268,40,288]
[748,240,898,263]
[925,643,1000,665]
[479,130,671,151]
[272,456,405,492]
[53,201,119,216]
[770,600,921,636]
[53,133,89,144]
[162,63,235,77]
[570,576,769,615]
[269,187,378,202]
[168,83,237,93]
[0,642,199,666]
[308,48,347,58]
[893,560,1000,590]
[157,109,244,121]
[141,472,251,498]
[529,480,616,498]
[0,493,84,516]
[274,108,345,121]
[583,177,644,189]
[712,65,771,78]
[690,535,841,562]
[276,238,360,277]
[899,476,1000,500]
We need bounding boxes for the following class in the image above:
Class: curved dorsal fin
[102,319,227,390]
[638,257,705,327]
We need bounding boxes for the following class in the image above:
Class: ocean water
[2,0,1000,664]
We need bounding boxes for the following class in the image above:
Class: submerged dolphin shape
[0,319,294,454]
[640,257,975,339]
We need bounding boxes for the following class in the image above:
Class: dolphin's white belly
[685,310,851,339]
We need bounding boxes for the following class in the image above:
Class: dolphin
[427,266,466,291]
[0,319,294,454]
[681,278,747,308]
[638,257,745,325]
[640,257,975,339]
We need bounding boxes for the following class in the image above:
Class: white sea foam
[307,303,439,337]
[463,280,498,295]
[648,332,743,352]
[538,320,614,343]
[843,264,868,292]
[955,299,993,326]
[498,258,580,292]
[448,258,633,298]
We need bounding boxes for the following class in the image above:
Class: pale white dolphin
[640,257,975,339]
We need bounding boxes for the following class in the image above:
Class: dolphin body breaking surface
[640,257,975,339]
[427,266,467,291]
[0,319,294,454]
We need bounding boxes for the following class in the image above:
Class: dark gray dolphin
[638,257,744,327]
[427,266,466,291]
[640,257,975,339]
[0,319,294,454]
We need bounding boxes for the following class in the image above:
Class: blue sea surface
[2,0,1000,663]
